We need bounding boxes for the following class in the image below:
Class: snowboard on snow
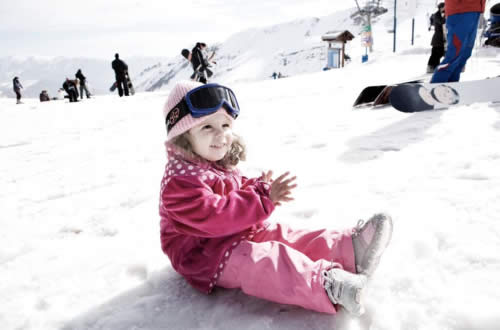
[389,76,500,112]
[353,85,387,107]
[109,74,135,95]
[181,48,214,78]
[353,75,430,107]
[126,73,135,95]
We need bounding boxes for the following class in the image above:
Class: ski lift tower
[321,30,355,69]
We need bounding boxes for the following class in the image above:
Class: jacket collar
[165,142,235,173]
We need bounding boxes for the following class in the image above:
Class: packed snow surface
[1,4,500,330]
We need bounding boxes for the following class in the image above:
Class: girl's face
[187,110,233,162]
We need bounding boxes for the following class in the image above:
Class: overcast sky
[0,0,354,60]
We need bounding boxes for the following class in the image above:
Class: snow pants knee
[217,223,356,314]
[80,83,91,98]
[431,12,480,83]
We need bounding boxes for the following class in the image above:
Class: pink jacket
[159,143,275,293]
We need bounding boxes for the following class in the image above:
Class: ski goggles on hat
[166,83,240,132]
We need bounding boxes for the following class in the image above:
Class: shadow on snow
[339,111,443,163]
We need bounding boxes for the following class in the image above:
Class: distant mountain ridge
[0,7,371,98]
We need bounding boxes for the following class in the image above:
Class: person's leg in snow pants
[217,223,356,314]
[15,89,21,103]
[116,75,129,97]
[431,12,480,83]
[427,46,445,70]
[80,83,91,99]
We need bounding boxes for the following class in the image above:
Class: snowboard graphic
[126,72,135,95]
[389,76,500,112]
[109,74,135,95]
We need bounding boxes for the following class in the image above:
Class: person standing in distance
[111,53,130,97]
[13,76,23,104]
[431,0,486,83]
[427,3,446,73]
[75,69,91,99]
[190,42,211,84]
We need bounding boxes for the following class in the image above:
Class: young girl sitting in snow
[159,80,393,315]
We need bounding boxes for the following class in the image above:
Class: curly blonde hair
[171,132,246,169]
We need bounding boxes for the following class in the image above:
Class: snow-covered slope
[0,0,457,99]
[135,8,364,91]
[2,0,496,100]
[0,4,390,98]
[133,0,448,91]
[2,33,500,330]
[2,2,500,329]
[1,6,365,99]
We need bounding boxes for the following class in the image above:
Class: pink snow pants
[217,222,356,314]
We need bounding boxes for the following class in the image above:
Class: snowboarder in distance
[190,42,214,84]
[159,80,394,316]
[111,53,130,97]
[427,3,446,73]
[62,78,79,102]
[13,76,23,104]
[75,69,91,99]
[431,0,486,83]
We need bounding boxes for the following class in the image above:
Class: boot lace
[352,219,365,236]
[322,270,343,304]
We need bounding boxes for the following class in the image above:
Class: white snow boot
[322,268,367,316]
[352,213,393,276]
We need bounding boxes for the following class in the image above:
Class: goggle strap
[166,98,190,132]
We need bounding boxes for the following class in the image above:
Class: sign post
[361,24,373,62]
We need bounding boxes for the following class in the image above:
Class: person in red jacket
[431,0,486,83]
[158,80,394,315]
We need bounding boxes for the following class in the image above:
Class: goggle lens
[166,84,240,133]
[187,84,240,118]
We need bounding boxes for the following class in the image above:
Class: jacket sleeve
[161,175,275,237]
[435,12,445,25]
